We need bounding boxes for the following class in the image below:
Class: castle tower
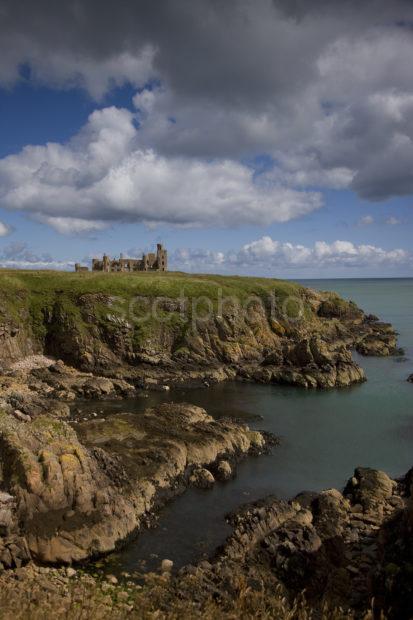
[156,243,168,271]
[102,253,111,272]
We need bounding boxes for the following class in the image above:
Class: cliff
[0,270,400,389]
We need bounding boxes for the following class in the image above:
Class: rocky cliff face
[0,277,400,389]
[39,291,401,389]
[0,295,37,367]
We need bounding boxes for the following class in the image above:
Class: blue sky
[0,1,412,278]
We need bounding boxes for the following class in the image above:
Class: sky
[0,0,412,278]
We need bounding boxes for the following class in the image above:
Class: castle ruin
[75,244,168,273]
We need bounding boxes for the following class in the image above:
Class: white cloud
[35,216,109,235]
[0,221,11,236]
[385,216,401,225]
[237,237,410,268]
[173,247,226,268]
[127,24,413,203]
[1,236,409,275]
[0,106,322,230]
[0,242,72,270]
[0,259,73,270]
[171,236,412,273]
[358,215,374,226]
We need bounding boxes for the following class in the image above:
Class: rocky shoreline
[0,273,409,617]
[0,363,411,617]
[1,463,413,619]
[175,465,411,618]
[0,399,271,567]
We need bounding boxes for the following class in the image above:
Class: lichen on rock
[0,402,269,565]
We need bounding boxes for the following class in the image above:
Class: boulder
[309,336,334,366]
[262,348,284,366]
[356,331,397,357]
[317,296,361,319]
[161,559,174,573]
[189,468,215,489]
[0,535,30,569]
[106,574,118,585]
[13,410,31,423]
[344,467,394,511]
[216,460,232,481]
[0,493,15,535]
[262,519,322,589]
[312,489,350,538]
[286,340,314,367]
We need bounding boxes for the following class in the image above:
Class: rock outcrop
[170,466,411,618]
[0,403,269,564]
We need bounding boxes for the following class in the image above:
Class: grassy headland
[0,269,310,342]
[0,269,304,304]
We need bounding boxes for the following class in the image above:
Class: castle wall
[90,244,168,273]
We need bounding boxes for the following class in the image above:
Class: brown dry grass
[0,569,372,620]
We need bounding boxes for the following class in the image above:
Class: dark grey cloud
[1,0,411,101]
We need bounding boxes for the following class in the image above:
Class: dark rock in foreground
[0,403,268,565]
[172,465,413,619]
[1,462,409,619]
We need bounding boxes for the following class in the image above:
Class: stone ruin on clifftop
[74,243,168,273]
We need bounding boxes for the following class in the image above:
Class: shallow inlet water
[83,278,413,574]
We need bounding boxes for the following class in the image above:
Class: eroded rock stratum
[0,403,267,565]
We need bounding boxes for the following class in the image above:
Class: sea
[85,278,413,574]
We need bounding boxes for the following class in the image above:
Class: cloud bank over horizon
[0,241,73,270]
[1,236,410,275]
[171,236,412,275]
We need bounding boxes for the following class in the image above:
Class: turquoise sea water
[94,278,413,573]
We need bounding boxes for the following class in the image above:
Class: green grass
[0,269,303,302]
[0,269,307,320]
[0,269,313,347]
